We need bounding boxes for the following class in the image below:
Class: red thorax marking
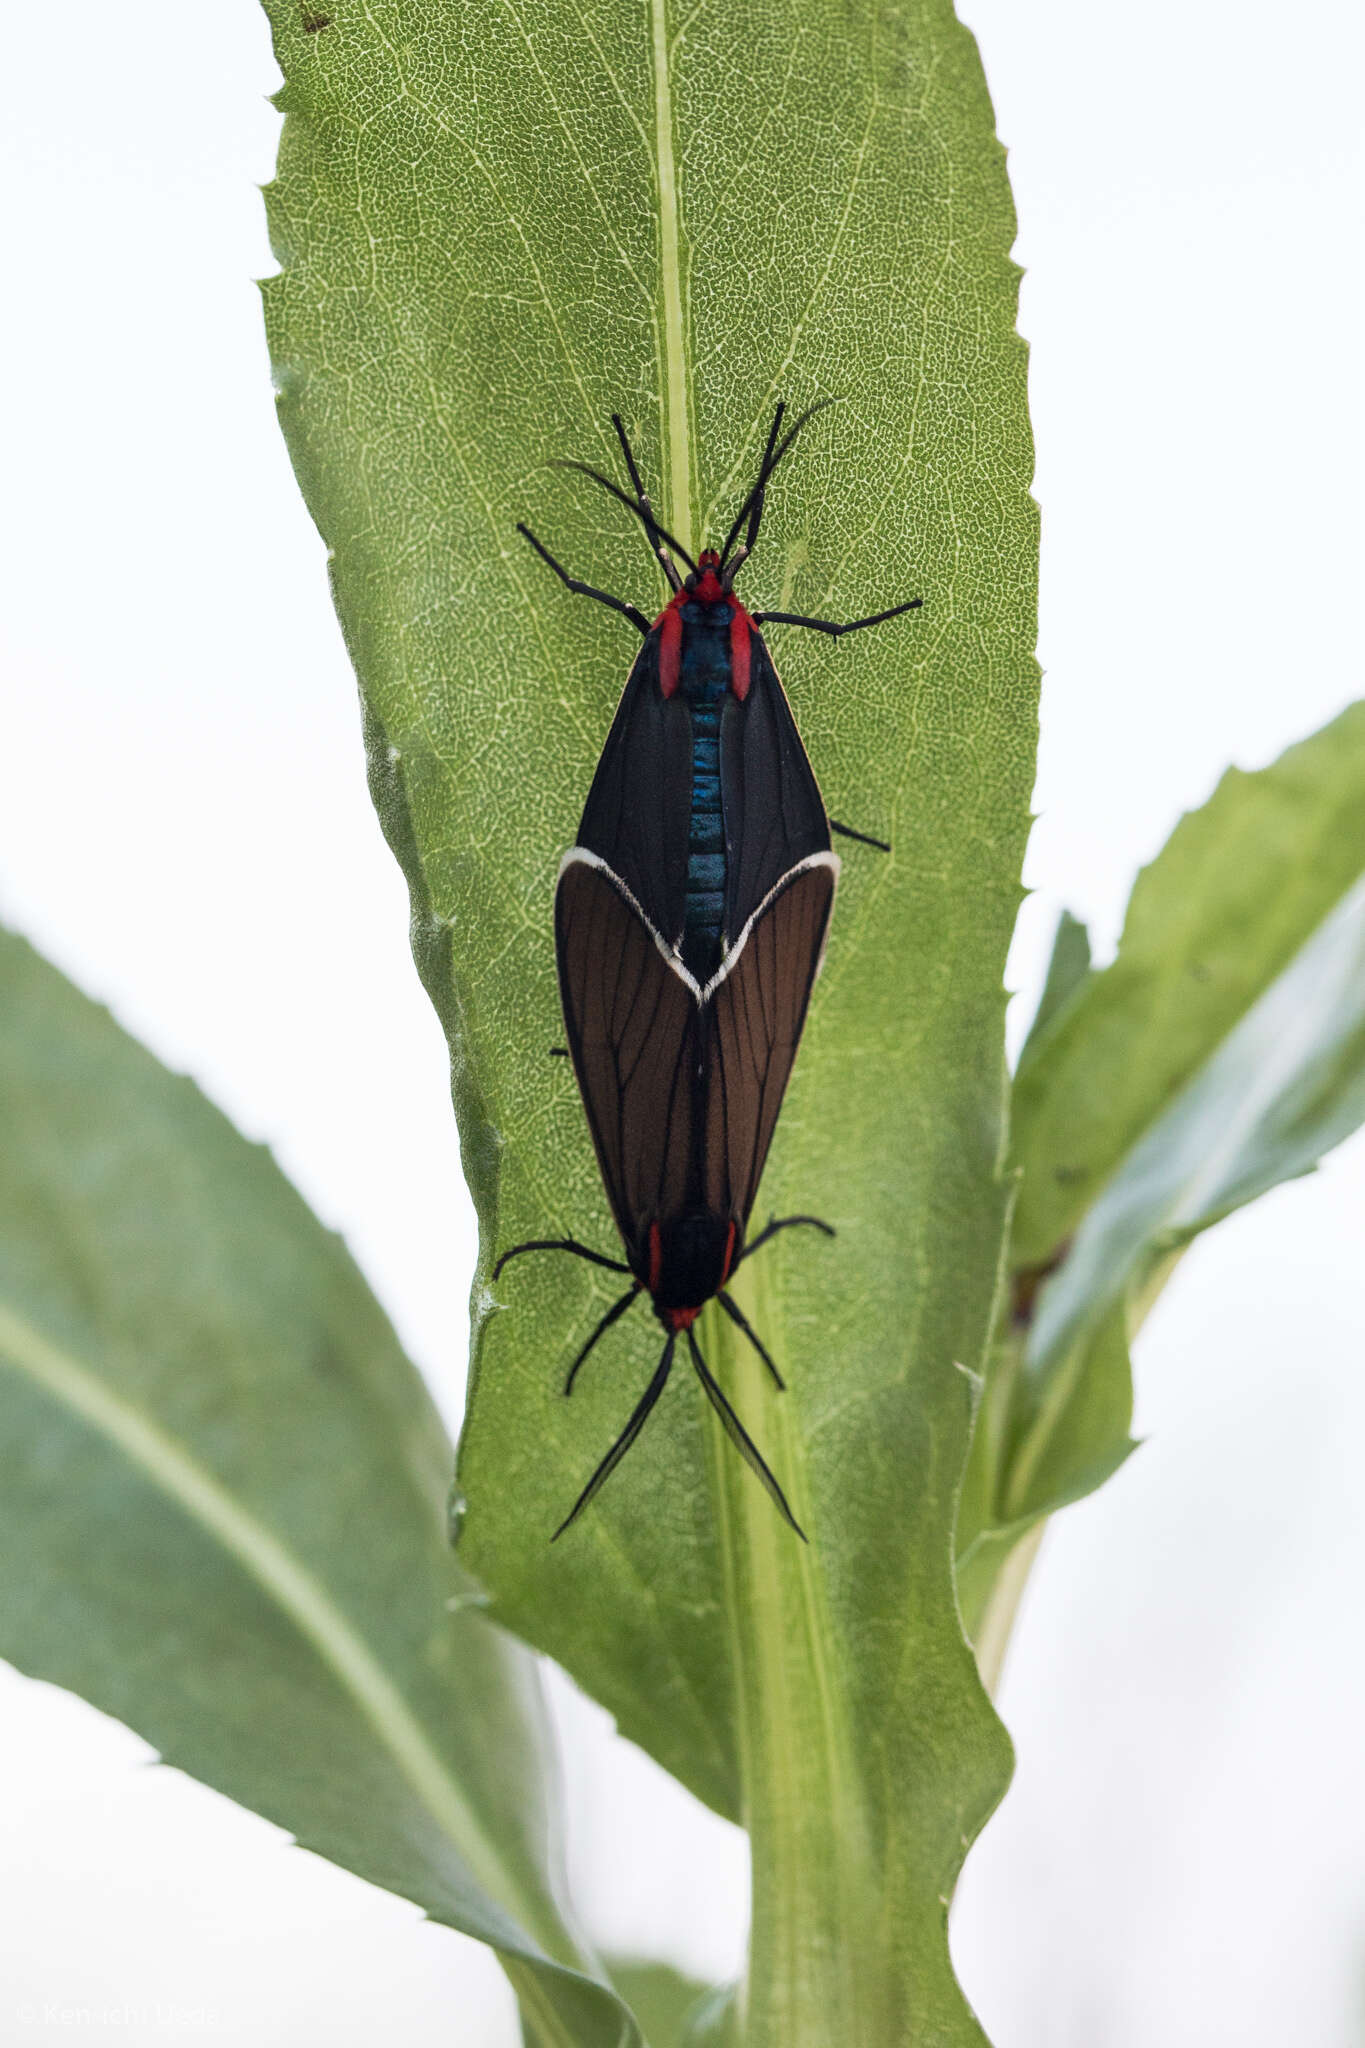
[647,1221,663,1295]
[667,1305,702,1331]
[656,604,682,698]
[729,606,752,702]
[720,1219,737,1285]
[653,549,755,702]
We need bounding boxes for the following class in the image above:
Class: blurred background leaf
[0,926,637,2048]
[962,703,1365,1660]
[1017,908,1092,1060]
[1013,702,1365,1266]
[604,1960,730,2048]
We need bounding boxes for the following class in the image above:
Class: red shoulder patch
[656,605,682,698]
[729,605,752,701]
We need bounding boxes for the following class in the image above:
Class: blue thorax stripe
[677,603,733,971]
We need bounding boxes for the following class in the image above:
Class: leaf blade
[1018,907,1092,1062]
[1024,861,1365,1414]
[260,0,1036,2037]
[970,704,1365,1649]
[0,926,634,2047]
[1012,701,1365,1266]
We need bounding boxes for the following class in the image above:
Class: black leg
[494,1237,632,1280]
[687,1329,806,1540]
[829,819,891,853]
[717,1290,786,1391]
[739,1214,836,1265]
[551,1335,677,1541]
[548,1045,569,1057]
[611,415,682,592]
[564,1284,641,1395]
[517,523,651,635]
[753,595,923,639]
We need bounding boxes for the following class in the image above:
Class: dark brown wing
[703,857,838,1228]
[555,853,701,1270]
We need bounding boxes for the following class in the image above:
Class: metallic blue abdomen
[678,601,732,981]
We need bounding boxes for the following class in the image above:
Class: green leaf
[956,1305,1135,1656]
[1000,1305,1136,1526]
[680,1983,741,2047]
[1012,701,1365,1267]
[605,1961,727,2048]
[1018,908,1092,1062]
[1019,855,1365,1444]
[260,1,1036,2038]
[974,703,1365,1639]
[0,926,636,2048]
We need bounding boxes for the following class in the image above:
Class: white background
[1,2,1362,2041]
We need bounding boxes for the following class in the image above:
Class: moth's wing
[721,631,831,939]
[555,853,701,1264]
[575,629,693,948]
[703,857,838,1227]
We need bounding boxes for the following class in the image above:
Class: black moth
[498,401,921,1539]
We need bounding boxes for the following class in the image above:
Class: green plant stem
[708,1265,881,2047]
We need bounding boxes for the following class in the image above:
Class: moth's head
[640,1211,741,1317]
[685,549,726,602]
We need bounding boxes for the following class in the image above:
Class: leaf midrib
[651,8,876,2022]
[651,0,692,547]
[710,1264,873,2038]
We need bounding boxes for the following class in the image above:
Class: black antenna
[550,458,699,574]
[717,396,841,575]
[551,1334,677,1541]
[719,400,786,584]
[716,1289,786,1389]
[686,1327,806,1538]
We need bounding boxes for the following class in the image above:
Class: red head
[685,548,726,604]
